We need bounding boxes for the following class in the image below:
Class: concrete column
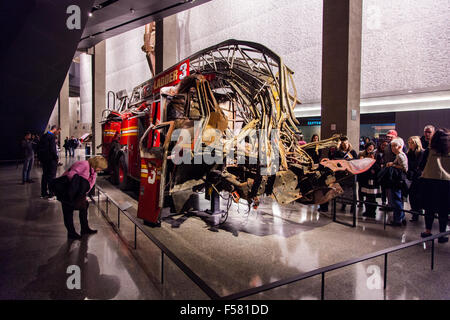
[155,15,178,74]
[59,73,70,146]
[163,15,178,70]
[92,41,106,154]
[320,0,362,149]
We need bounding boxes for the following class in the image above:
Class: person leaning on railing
[418,128,450,244]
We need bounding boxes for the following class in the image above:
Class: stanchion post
[384,253,388,290]
[134,224,137,250]
[333,198,336,222]
[352,177,357,227]
[431,239,435,270]
[321,273,325,300]
[161,251,164,284]
[117,207,120,229]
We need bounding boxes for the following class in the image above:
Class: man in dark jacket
[38,125,60,199]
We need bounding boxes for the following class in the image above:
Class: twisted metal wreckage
[102,39,375,221]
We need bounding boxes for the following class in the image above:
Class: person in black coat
[38,125,60,198]
[332,136,358,212]
[418,129,450,243]
[406,136,425,222]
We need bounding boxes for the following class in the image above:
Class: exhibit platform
[1,155,449,300]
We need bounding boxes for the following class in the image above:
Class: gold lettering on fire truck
[153,69,179,92]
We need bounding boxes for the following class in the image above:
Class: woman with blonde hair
[407,136,424,221]
[52,156,108,239]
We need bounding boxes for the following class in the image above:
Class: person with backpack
[38,125,60,199]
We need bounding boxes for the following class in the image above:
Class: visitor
[419,128,450,244]
[38,125,60,200]
[420,125,435,150]
[296,132,306,146]
[358,143,380,218]
[406,136,424,222]
[306,134,320,163]
[376,140,389,209]
[21,132,35,184]
[333,136,358,212]
[52,156,108,240]
[357,141,376,207]
[385,138,408,226]
[63,137,70,158]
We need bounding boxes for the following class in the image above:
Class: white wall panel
[105,27,151,104]
[176,0,449,104]
[80,53,92,124]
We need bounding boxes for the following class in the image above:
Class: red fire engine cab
[101,59,190,226]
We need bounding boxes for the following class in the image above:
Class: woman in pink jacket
[57,156,108,240]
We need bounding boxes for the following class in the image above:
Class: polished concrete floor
[0,153,161,300]
[1,152,449,300]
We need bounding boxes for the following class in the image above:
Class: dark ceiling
[78,0,211,51]
[0,0,210,161]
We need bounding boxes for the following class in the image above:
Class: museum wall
[361,0,450,97]
[80,53,92,124]
[175,0,450,103]
[105,27,152,105]
[396,109,450,141]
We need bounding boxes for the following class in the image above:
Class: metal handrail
[220,230,449,300]
[91,184,449,301]
[91,184,221,300]
[332,196,444,229]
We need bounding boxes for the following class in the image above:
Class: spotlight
[88,12,93,17]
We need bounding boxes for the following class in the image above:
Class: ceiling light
[88,12,93,17]
[130,8,135,14]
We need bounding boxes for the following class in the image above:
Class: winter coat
[62,160,97,191]
[359,161,381,196]
[37,132,58,162]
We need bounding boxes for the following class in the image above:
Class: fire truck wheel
[112,154,128,189]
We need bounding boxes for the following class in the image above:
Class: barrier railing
[91,184,221,300]
[332,196,442,230]
[90,184,449,301]
[219,230,449,300]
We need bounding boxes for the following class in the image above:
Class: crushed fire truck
[100,39,374,226]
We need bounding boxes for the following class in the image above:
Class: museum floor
[1,154,449,300]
